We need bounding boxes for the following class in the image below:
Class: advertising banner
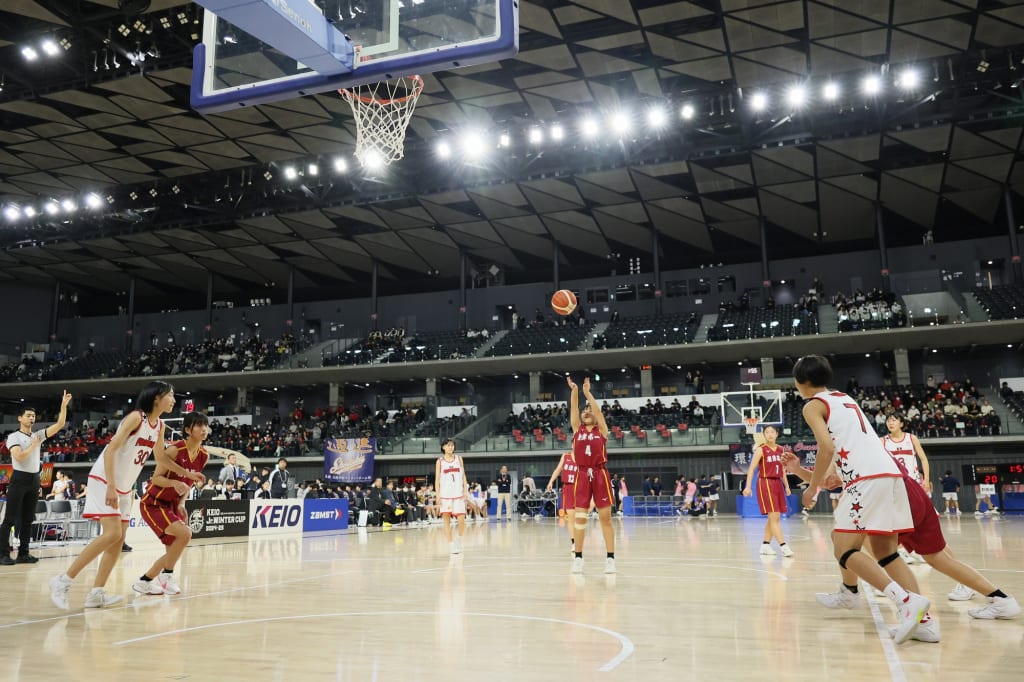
[0,463,54,490]
[302,497,349,533]
[184,499,250,539]
[729,440,820,475]
[249,499,304,535]
[323,437,375,483]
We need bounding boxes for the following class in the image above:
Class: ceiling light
[460,130,485,158]
[528,127,543,144]
[822,81,839,101]
[862,74,882,95]
[436,141,451,159]
[23,206,37,218]
[333,157,348,173]
[307,163,318,176]
[580,117,599,138]
[149,188,158,197]
[60,199,76,212]
[21,46,39,61]
[283,166,298,180]
[680,103,695,120]
[785,85,806,108]
[3,206,20,221]
[646,106,668,129]
[550,124,564,141]
[750,92,768,112]
[609,111,632,136]
[85,193,103,209]
[362,149,384,171]
[44,201,59,215]
[897,68,920,90]
[498,133,510,148]
[41,39,60,57]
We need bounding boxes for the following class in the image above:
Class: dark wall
[0,284,54,357]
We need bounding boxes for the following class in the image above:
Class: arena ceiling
[2,1,1024,304]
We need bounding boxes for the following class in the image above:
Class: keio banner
[729,440,819,475]
[323,437,375,483]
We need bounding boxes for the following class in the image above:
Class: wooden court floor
[2,513,1022,681]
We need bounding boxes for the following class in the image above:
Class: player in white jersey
[435,438,468,554]
[49,382,204,610]
[794,355,930,645]
[881,414,931,491]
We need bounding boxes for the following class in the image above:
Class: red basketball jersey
[573,427,607,468]
[141,440,208,505]
[560,453,578,485]
[759,444,785,479]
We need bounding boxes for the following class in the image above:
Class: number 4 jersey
[809,390,900,487]
[87,410,165,494]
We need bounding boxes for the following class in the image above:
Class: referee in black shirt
[1,391,72,565]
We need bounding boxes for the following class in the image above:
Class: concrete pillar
[894,348,911,386]
[236,386,250,412]
[760,357,775,381]
[640,366,653,396]
[529,371,541,401]
[426,377,437,397]
[328,382,341,408]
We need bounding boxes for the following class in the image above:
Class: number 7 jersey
[87,411,165,494]
[809,390,900,486]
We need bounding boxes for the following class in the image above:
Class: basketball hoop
[339,75,424,167]
[744,417,760,436]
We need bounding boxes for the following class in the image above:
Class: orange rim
[339,75,424,105]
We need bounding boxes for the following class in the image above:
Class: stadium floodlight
[785,85,807,108]
[333,157,348,173]
[85,193,103,209]
[580,117,599,139]
[680,103,695,120]
[498,133,510,148]
[862,74,882,95]
[3,205,19,221]
[307,163,318,176]
[362,148,385,171]
[61,198,77,212]
[750,92,768,112]
[22,46,39,61]
[609,111,632,136]
[436,140,451,159]
[41,39,60,57]
[283,165,298,180]
[550,124,564,141]
[44,201,59,215]
[897,68,920,90]
[528,127,543,144]
[23,206,37,218]
[460,130,486,159]
[822,81,840,101]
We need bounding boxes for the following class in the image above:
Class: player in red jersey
[742,425,793,557]
[546,450,578,555]
[566,376,615,574]
[133,411,210,597]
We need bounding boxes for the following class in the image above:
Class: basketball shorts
[82,476,133,522]
[834,476,913,534]
[439,496,466,516]
[574,467,613,510]
[898,477,946,555]
[561,487,575,511]
[942,492,958,500]
[140,500,187,546]
[755,477,787,515]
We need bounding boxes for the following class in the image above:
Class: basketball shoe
[948,584,975,601]
[759,544,776,556]
[49,574,72,610]
[780,544,794,558]
[604,557,616,574]
[571,556,583,574]
[889,617,940,643]
[158,573,182,595]
[892,593,931,644]
[969,596,1021,620]
[132,579,165,596]
[84,588,124,609]
[815,584,861,610]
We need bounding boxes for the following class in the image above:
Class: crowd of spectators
[114,333,304,377]
[833,288,907,331]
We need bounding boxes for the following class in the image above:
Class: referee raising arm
[1,390,72,565]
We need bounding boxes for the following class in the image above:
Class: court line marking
[865,586,907,682]
[111,610,635,672]
[413,559,788,579]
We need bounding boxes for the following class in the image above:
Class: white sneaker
[456,538,464,554]
[132,579,165,596]
[49,574,72,610]
[801,509,810,517]
[874,588,887,598]
[969,596,1022,620]
[974,511,984,517]
[759,544,776,556]
[449,541,458,555]
[605,557,616,574]
[889,618,940,643]
[892,593,931,644]
[780,545,794,558]
[157,573,181,596]
[898,547,915,564]
[571,556,583,574]
[955,509,962,516]
[948,583,976,601]
[84,588,123,609]
[815,584,861,610]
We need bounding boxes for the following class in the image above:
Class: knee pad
[838,548,859,569]
[574,512,588,530]
[877,552,900,568]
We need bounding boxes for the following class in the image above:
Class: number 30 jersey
[809,390,900,487]
[88,410,164,494]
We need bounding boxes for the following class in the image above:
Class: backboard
[720,389,783,428]
[192,0,519,113]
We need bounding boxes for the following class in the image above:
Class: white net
[340,75,424,166]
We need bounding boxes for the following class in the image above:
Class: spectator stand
[850,380,1000,438]
[833,288,907,332]
[594,312,701,350]
[706,304,818,342]
[972,283,1024,320]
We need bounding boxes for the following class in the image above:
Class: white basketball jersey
[882,434,922,482]
[88,411,164,494]
[437,455,465,500]
[811,391,900,486]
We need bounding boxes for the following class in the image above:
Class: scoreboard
[965,463,1024,485]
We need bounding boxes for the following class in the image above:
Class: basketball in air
[551,289,577,316]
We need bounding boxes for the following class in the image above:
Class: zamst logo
[253,504,302,529]
[308,509,343,521]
